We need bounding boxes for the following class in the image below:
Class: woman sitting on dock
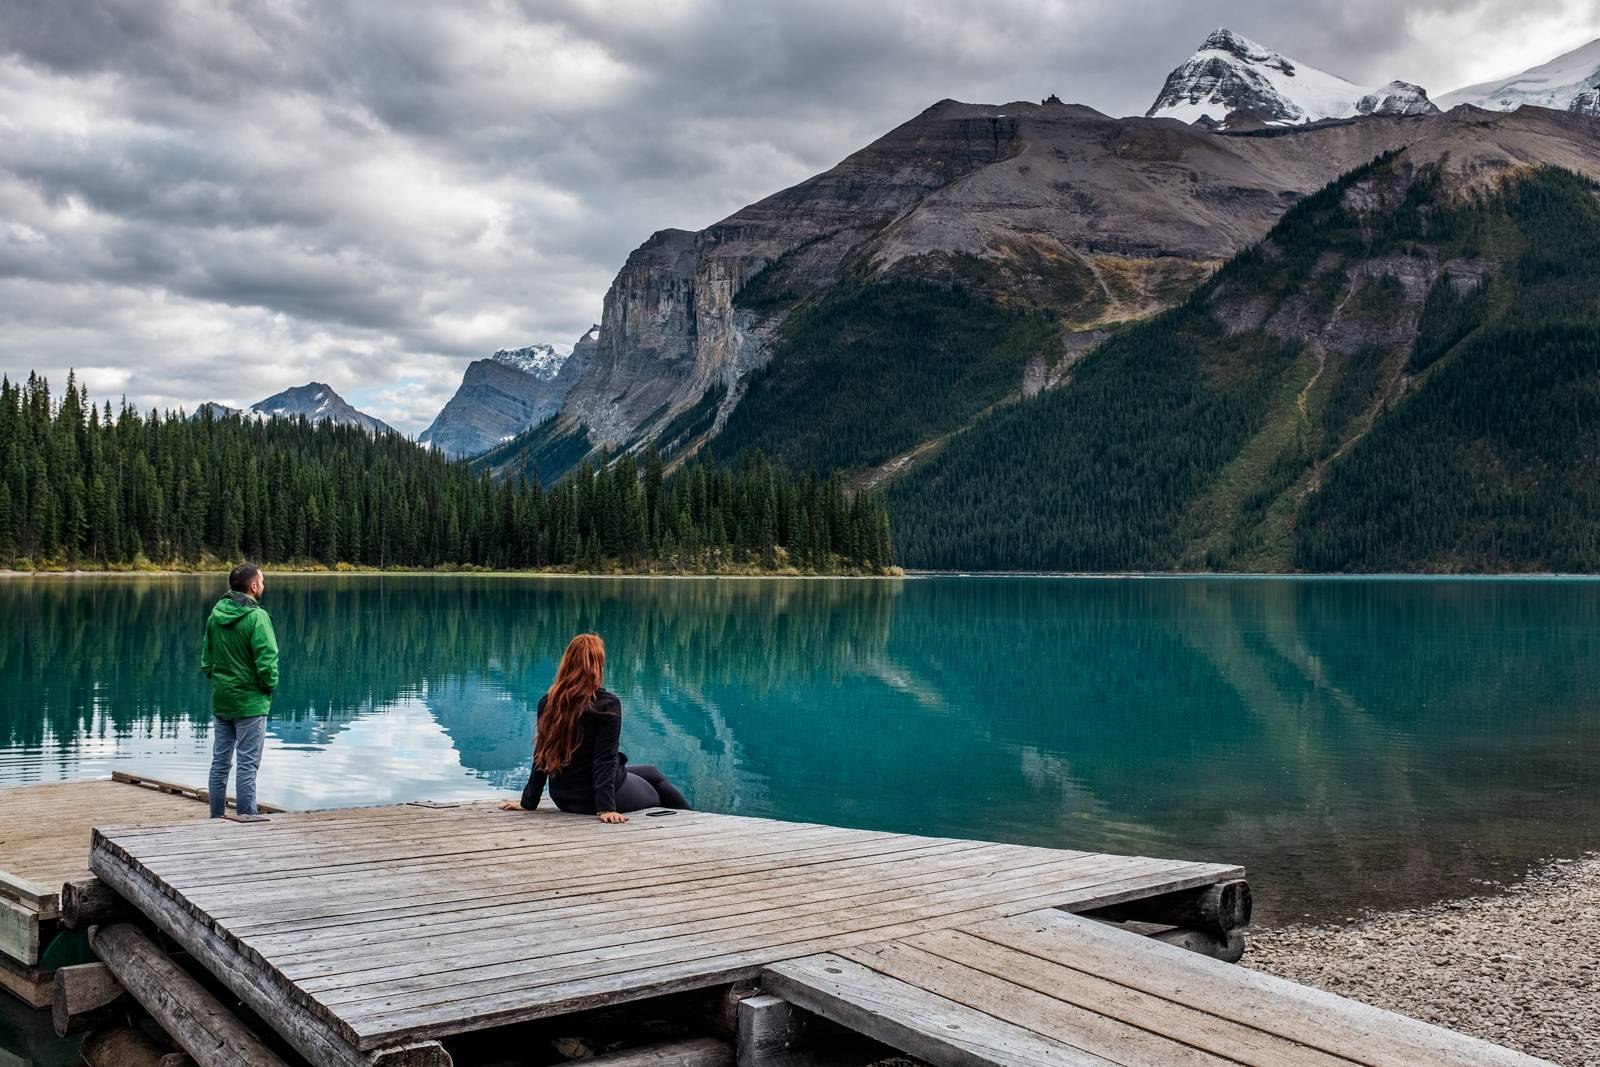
[500,633,689,822]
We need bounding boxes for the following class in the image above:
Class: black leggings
[614,764,690,812]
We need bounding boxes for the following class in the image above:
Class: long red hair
[534,634,606,774]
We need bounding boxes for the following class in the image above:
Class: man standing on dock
[200,563,278,820]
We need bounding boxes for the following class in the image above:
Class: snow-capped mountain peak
[248,383,393,434]
[490,344,568,381]
[1147,28,1438,127]
[1437,37,1600,115]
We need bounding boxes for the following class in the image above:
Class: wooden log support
[62,876,137,930]
[52,961,129,1036]
[583,1037,734,1066]
[1082,878,1251,936]
[80,1026,176,1067]
[694,980,761,1040]
[89,922,293,1067]
[1151,926,1247,963]
[736,993,812,1066]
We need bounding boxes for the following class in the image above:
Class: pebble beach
[1246,854,1600,1066]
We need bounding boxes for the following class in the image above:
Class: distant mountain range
[186,28,1600,572]
[418,332,596,458]
[195,382,393,434]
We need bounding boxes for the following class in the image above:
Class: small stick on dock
[110,770,288,814]
[89,922,293,1067]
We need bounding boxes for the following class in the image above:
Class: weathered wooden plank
[280,842,1012,983]
[763,953,1110,1067]
[0,895,40,965]
[0,951,52,1009]
[336,862,1232,1047]
[205,825,877,927]
[259,840,991,969]
[0,870,59,918]
[235,835,974,945]
[140,817,789,889]
[835,940,1236,1067]
[859,932,1345,1067]
[968,910,1551,1067]
[88,846,452,1067]
[319,853,1166,1009]
[115,806,770,866]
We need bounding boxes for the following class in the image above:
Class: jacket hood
[210,592,261,627]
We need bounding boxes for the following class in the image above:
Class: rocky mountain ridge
[486,98,1600,487]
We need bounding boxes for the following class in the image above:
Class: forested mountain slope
[483,100,1453,485]
[888,158,1600,572]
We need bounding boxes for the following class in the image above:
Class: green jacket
[201,592,279,720]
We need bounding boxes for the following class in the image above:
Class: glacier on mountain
[1437,37,1600,115]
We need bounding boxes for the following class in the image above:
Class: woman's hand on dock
[598,811,628,823]
[497,801,523,811]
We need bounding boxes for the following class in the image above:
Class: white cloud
[0,0,1596,435]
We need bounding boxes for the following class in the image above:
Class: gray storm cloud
[1,0,1595,431]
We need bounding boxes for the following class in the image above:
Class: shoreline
[4,567,1599,581]
[1246,853,1600,1065]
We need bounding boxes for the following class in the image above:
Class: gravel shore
[1245,853,1600,1066]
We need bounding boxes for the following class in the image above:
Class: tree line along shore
[0,372,896,576]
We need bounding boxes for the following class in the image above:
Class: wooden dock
[87,800,1240,1065]
[0,773,286,1009]
[1,778,1556,1067]
[0,776,224,1006]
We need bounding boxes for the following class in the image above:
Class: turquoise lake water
[2,574,1598,928]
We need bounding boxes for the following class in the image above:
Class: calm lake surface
[3,574,1598,927]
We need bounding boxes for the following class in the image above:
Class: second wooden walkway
[88,800,1241,1066]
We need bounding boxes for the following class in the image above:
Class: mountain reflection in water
[2,574,1597,921]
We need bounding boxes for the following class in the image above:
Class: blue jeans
[209,715,266,817]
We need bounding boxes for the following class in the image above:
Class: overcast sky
[3,0,1598,434]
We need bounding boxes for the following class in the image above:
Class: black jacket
[520,689,627,814]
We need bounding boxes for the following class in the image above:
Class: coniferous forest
[0,374,894,574]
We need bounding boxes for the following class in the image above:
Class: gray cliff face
[1571,89,1600,117]
[421,332,597,458]
[249,383,392,434]
[557,102,1031,447]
